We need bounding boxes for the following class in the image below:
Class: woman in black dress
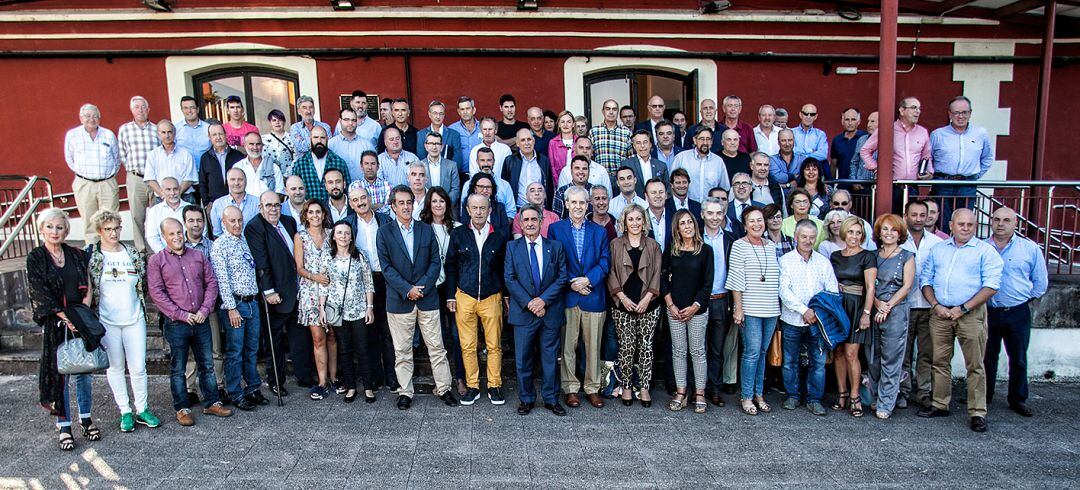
[26,208,99,451]
[829,216,877,417]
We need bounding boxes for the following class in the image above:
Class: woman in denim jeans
[27,208,100,450]
[726,207,782,415]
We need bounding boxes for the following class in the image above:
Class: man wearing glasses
[859,97,934,212]
[635,95,682,145]
[929,96,994,234]
[791,104,829,168]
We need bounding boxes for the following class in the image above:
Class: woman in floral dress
[293,199,337,400]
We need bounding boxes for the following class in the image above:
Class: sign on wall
[339,94,380,121]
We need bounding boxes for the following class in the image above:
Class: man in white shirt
[897,199,943,410]
[144,120,197,202]
[145,177,193,253]
[233,132,284,197]
[645,179,670,253]
[469,118,512,177]
[753,105,780,156]
[556,137,612,196]
[608,166,647,220]
[66,103,120,244]
[407,163,428,220]
[323,168,352,223]
[670,127,730,202]
[778,219,839,416]
[622,130,667,197]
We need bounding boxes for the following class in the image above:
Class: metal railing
[835,179,1080,275]
[0,175,55,260]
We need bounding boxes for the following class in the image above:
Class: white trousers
[102,318,149,414]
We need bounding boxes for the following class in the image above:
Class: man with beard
[292,125,351,202]
[321,168,353,222]
[670,127,730,202]
[233,131,284,197]
[468,118,512,178]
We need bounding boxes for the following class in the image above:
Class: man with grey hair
[118,95,160,252]
[417,100,463,163]
[289,95,332,159]
[145,177,194,253]
[720,95,757,154]
[65,103,119,244]
[774,108,789,129]
[145,119,197,202]
[753,104,780,156]
[779,218,839,416]
[468,117,512,178]
[828,188,874,250]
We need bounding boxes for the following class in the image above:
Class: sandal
[831,391,849,410]
[81,422,101,441]
[850,396,865,417]
[754,397,772,413]
[667,392,688,412]
[741,399,758,416]
[58,431,75,451]
[693,395,707,414]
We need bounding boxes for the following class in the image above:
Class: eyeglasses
[831,200,849,206]
[733,182,752,187]
[801,111,817,117]
[262,203,281,208]
[768,215,783,220]
[903,105,922,111]
[102,225,122,233]
[950,110,972,116]
[648,104,664,109]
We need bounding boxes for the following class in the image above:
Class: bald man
[209,167,260,237]
[635,95,681,145]
[984,207,1048,417]
[281,174,307,220]
[526,106,556,158]
[145,119,197,201]
[791,103,828,165]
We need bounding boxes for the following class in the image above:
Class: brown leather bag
[767,330,782,367]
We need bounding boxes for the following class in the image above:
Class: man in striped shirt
[65,103,120,244]
[118,95,160,252]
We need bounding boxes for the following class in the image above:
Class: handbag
[56,324,109,374]
[324,258,350,327]
[767,329,783,367]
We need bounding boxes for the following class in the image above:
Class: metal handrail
[0,175,54,259]
[0,176,42,232]
[0,196,50,257]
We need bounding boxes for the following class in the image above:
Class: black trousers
[334,318,373,391]
[368,273,399,389]
[985,302,1032,405]
[705,296,731,393]
[272,307,314,387]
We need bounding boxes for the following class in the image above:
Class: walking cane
[262,302,285,407]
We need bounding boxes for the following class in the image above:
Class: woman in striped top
[725,206,782,416]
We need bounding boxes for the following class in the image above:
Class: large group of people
[33,89,1046,451]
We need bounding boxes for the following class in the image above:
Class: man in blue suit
[505,204,569,416]
[376,185,460,410]
[549,186,611,409]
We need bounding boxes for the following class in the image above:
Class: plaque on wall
[339,94,380,121]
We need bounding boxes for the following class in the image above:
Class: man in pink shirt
[859,96,932,211]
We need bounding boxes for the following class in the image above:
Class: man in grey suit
[421,132,461,206]
[376,185,461,410]
[619,129,668,197]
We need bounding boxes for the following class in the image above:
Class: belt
[989,300,1029,312]
[129,171,145,178]
[932,172,977,181]
[710,293,727,300]
[234,294,257,303]
[76,174,115,183]
[839,284,865,296]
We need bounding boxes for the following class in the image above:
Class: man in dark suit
[665,168,702,219]
[727,172,765,239]
[634,96,682,145]
[700,196,739,406]
[198,123,245,207]
[645,178,674,253]
[504,204,569,416]
[244,190,313,394]
[549,187,611,409]
[622,130,668,197]
[376,185,460,410]
[416,100,462,164]
[340,185,398,392]
[501,128,553,209]
[321,168,354,223]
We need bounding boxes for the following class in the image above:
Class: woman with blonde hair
[548,110,578,179]
[828,215,878,417]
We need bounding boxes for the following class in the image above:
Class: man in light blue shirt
[209,168,261,237]
[449,96,484,175]
[983,207,1047,417]
[919,208,1003,432]
[328,108,374,180]
[335,90,382,150]
[929,96,994,234]
[791,104,829,163]
[290,95,332,158]
[175,96,211,162]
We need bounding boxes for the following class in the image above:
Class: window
[583,69,698,126]
[193,68,300,133]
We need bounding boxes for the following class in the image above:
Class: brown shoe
[565,393,581,408]
[709,393,725,407]
[203,402,233,418]
[176,409,195,426]
[586,393,605,408]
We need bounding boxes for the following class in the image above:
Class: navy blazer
[647,208,676,252]
[376,219,442,313]
[635,120,682,147]
[665,197,704,230]
[504,237,568,327]
[547,219,610,312]
[501,152,553,209]
[727,199,764,238]
[416,126,462,165]
[619,155,669,197]
[244,214,299,314]
[197,147,245,207]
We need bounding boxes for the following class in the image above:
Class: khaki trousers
[929,305,988,417]
[454,291,503,389]
[387,307,452,397]
[560,307,605,394]
[72,176,119,244]
[185,312,225,392]
[126,171,150,252]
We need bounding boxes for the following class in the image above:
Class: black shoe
[460,388,481,406]
[722,384,737,395]
[621,398,634,407]
[333,379,346,395]
[297,379,316,389]
[440,391,460,407]
[640,399,652,408]
[917,407,951,418]
[268,384,288,397]
[487,387,506,406]
[1009,402,1034,417]
[233,397,257,411]
[544,403,567,416]
[218,389,232,406]
[245,391,269,406]
[517,402,534,415]
[186,391,201,407]
[397,395,412,410]
[970,416,989,432]
[364,390,377,404]
[343,390,357,403]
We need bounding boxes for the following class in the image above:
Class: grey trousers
[900,308,933,404]
[869,302,910,413]
[668,311,708,390]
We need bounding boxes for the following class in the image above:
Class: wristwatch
[960,304,970,314]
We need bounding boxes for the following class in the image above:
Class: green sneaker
[119,412,135,432]
[135,410,161,428]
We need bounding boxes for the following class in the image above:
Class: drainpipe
[1033,0,1056,180]
[875,0,898,217]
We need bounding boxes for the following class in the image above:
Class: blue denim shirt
[930,124,994,178]
[920,237,1003,307]
[986,235,1048,308]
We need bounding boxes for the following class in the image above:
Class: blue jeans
[221,300,262,399]
[781,321,827,404]
[56,373,93,429]
[740,316,779,399]
[164,319,220,411]
[931,183,977,235]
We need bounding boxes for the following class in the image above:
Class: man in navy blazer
[549,186,611,409]
[621,129,669,197]
[244,190,312,393]
[501,128,553,209]
[198,123,245,207]
[504,204,569,416]
[376,185,460,410]
[726,172,765,239]
[645,178,675,253]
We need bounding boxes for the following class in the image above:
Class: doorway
[583,69,697,126]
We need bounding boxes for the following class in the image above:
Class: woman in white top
[87,210,160,433]
[420,187,466,394]
[319,221,375,403]
[817,209,850,258]
[725,206,782,416]
[262,109,296,177]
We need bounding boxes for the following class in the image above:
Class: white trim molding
[164,43,321,122]
[953,41,1014,181]
[563,45,718,119]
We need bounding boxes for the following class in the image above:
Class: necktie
[277,224,293,256]
[529,241,541,291]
